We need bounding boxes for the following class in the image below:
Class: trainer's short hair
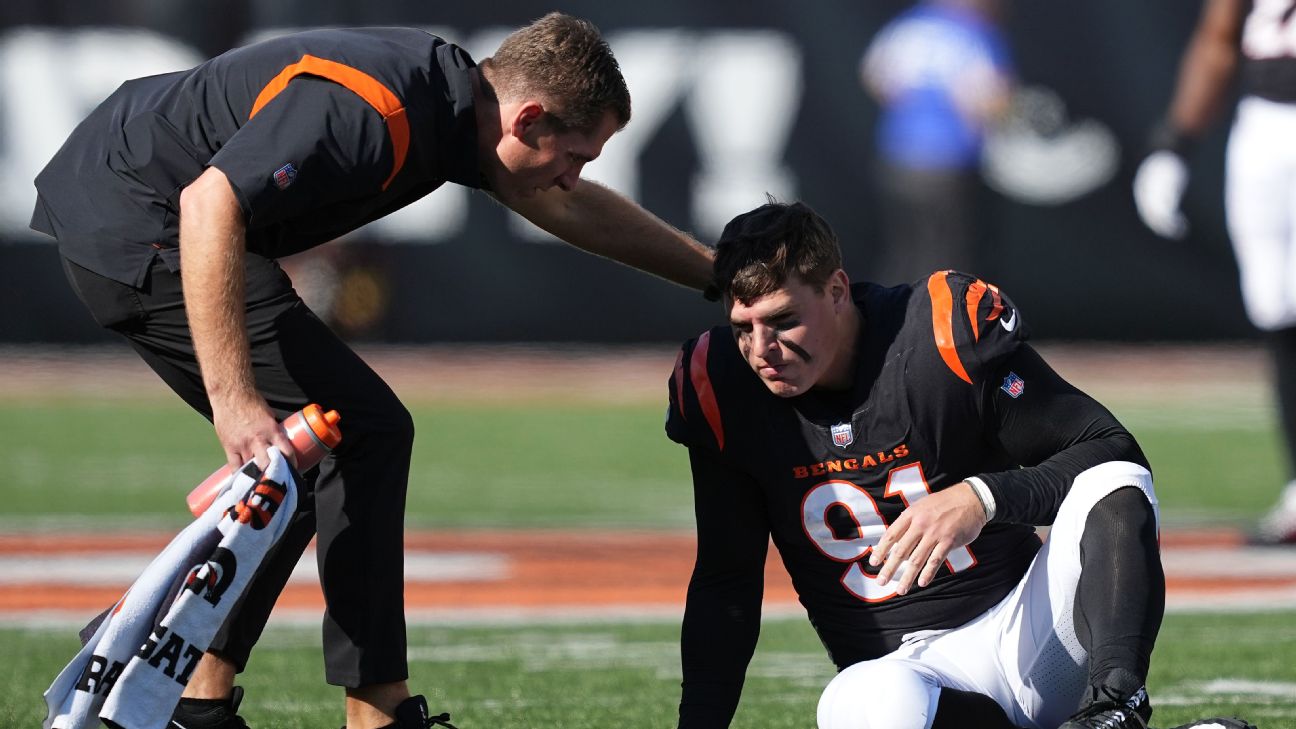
[713,199,844,304]
[479,12,631,133]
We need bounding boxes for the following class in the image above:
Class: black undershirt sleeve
[975,345,1149,526]
[678,447,771,729]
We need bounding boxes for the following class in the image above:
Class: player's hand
[1132,150,1189,239]
[211,396,296,473]
[869,483,987,595]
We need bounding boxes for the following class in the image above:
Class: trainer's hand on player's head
[870,483,988,596]
[1133,150,1190,240]
[211,396,298,472]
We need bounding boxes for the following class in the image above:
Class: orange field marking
[1,529,1293,619]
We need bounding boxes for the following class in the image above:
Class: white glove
[1132,149,1189,239]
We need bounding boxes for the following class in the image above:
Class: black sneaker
[169,685,250,729]
[342,694,458,729]
[1058,683,1152,729]
[1164,720,1257,729]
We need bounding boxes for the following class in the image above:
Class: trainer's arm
[178,168,294,470]
[500,181,714,291]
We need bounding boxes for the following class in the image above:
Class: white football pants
[816,461,1158,729]
[1226,96,1296,332]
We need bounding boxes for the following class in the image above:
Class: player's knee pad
[1088,485,1157,535]
[817,659,938,729]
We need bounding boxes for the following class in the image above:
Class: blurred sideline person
[1132,0,1296,545]
[666,201,1254,729]
[31,14,713,729]
[860,0,1014,284]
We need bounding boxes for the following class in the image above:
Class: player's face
[728,271,852,398]
[497,107,618,199]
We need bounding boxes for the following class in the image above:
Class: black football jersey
[31,28,484,287]
[668,272,1147,728]
[1240,0,1296,104]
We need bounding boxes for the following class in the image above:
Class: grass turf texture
[4,613,1294,728]
[0,399,1286,528]
[1,392,1292,727]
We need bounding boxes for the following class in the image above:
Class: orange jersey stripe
[964,279,1005,341]
[986,283,1004,321]
[249,54,409,191]
[927,272,973,384]
[689,332,725,451]
[965,279,987,341]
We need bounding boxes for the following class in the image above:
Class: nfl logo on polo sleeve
[273,162,298,190]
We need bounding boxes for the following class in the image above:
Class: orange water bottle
[185,404,342,516]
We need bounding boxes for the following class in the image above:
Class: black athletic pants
[62,253,413,688]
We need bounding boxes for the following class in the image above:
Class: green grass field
[0,397,1287,529]
[4,614,1294,728]
[2,371,1294,728]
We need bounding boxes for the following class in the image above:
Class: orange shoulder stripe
[689,331,726,451]
[986,283,1004,322]
[249,54,409,191]
[963,278,1005,343]
[965,279,987,342]
[927,271,973,385]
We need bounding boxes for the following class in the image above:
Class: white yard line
[0,550,507,586]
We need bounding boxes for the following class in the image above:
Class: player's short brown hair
[479,12,631,133]
[712,199,844,304]
[715,197,844,302]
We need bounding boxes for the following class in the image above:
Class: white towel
[44,448,298,729]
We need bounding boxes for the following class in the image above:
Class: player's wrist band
[1148,119,1195,158]
[966,476,997,522]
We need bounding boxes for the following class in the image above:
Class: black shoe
[169,685,250,729]
[342,695,458,729]
[1164,720,1257,729]
[1058,682,1152,729]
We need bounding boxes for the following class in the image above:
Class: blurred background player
[1132,0,1296,545]
[31,13,713,729]
[859,0,1014,285]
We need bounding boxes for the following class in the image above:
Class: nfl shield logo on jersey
[273,162,298,190]
[831,422,854,448]
[1001,372,1026,398]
